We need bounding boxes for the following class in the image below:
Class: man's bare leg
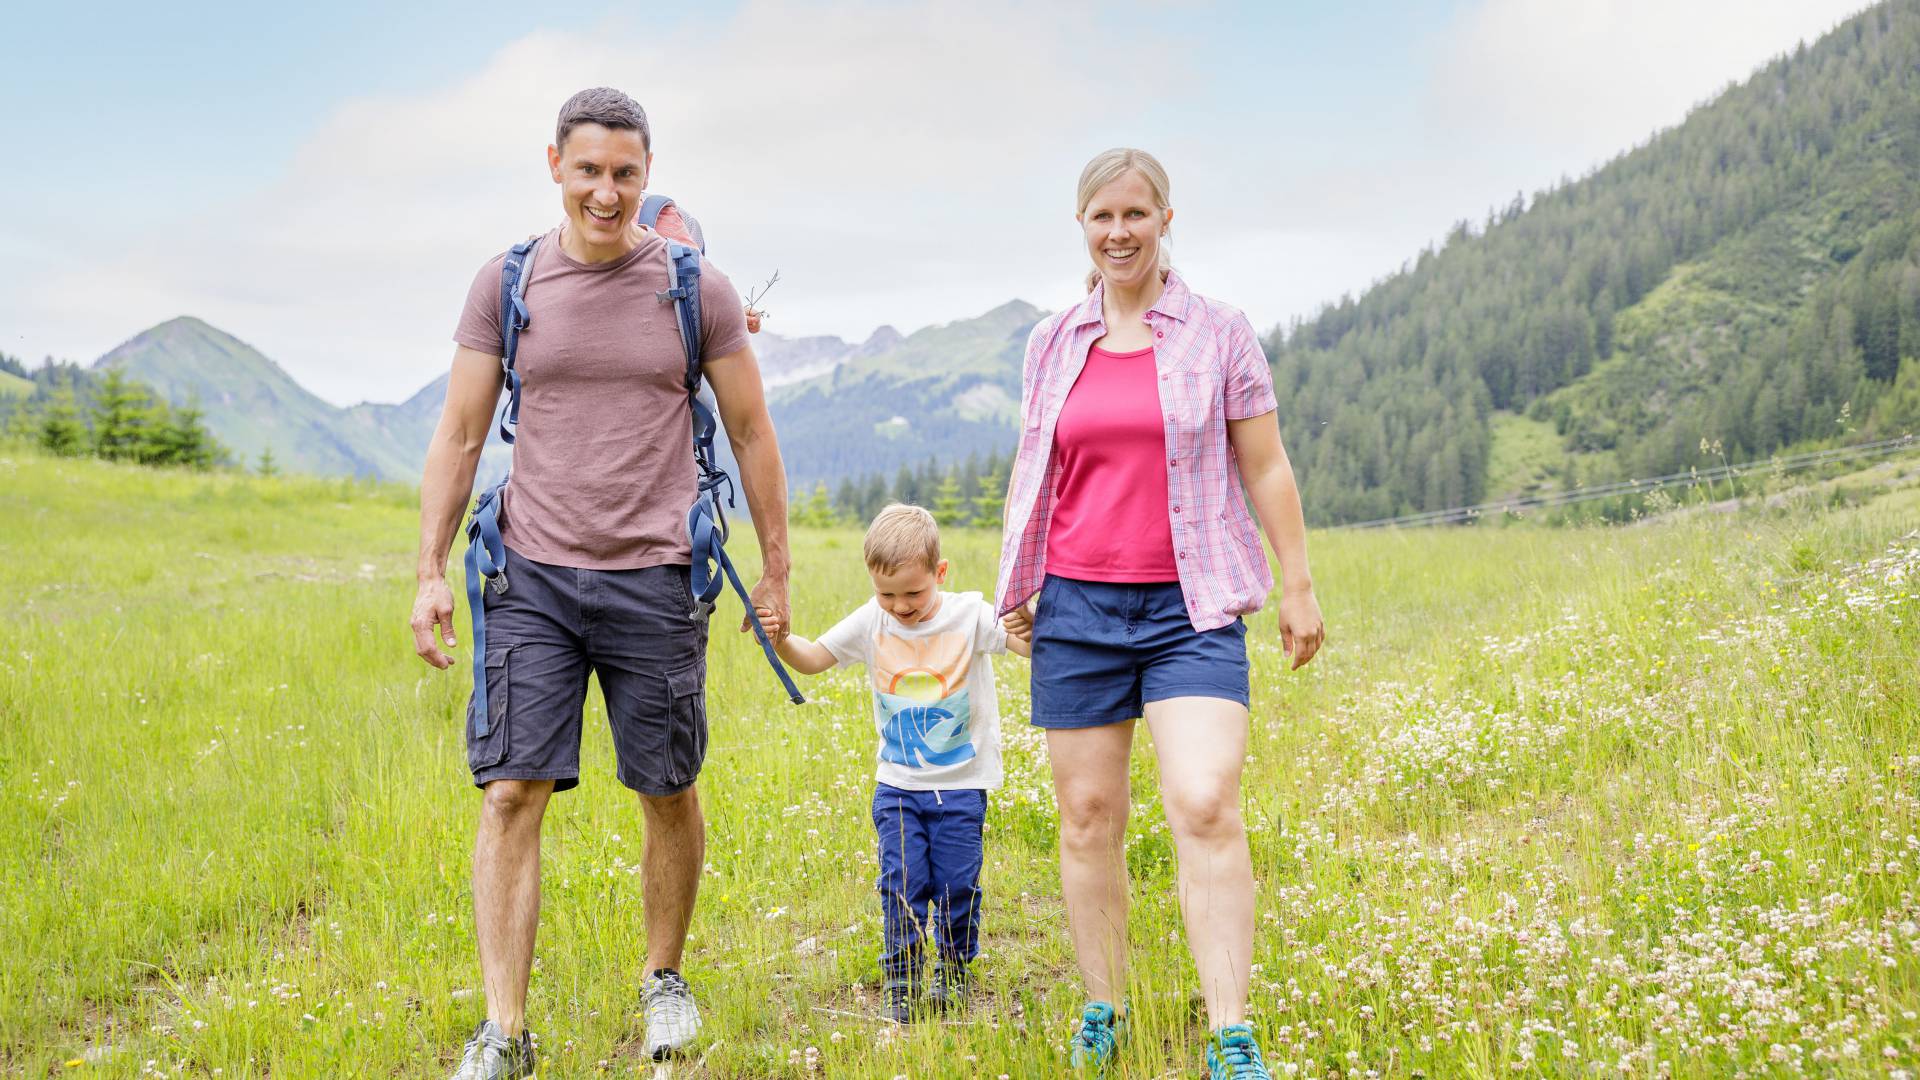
[474,778,554,1037]
[639,784,705,974]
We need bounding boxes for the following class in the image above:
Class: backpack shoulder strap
[495,236,540,445]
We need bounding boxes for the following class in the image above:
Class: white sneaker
[640,968,702,1059]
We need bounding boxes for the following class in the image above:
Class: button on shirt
[995,270,1279,631]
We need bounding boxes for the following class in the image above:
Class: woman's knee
[1163,781,1242,844]
[1057,788,1129,850]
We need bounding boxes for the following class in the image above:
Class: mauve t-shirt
[454,224,750,570]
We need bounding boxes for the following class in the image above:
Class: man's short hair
[555,87,651,153]
[864,504,941,574]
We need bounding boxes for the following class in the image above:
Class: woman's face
[1079,170,1169,292]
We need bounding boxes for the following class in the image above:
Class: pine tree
[91,368,151,461]
[932,470,967,527]
[971,470,1005,528]
[256,446,281,477]
[38,380,87,457]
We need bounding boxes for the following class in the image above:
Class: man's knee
[639,783,702,826]
[480,778,553,825]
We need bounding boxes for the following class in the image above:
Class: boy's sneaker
[927,960,971,1013]
[1068,1001,1125,1072]
[640,968,702,1059]
[1206,1023,1273,1079]
[880,976,915,1024]
[449,1019,535,1080]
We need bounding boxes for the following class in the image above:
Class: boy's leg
[928,789,988,967]
[872,783,933,980]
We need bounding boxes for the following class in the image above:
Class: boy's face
[870,558,948,625]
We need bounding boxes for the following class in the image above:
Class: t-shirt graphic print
[817,590,1007,792]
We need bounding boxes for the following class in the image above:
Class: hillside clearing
[3,449,1918,1077]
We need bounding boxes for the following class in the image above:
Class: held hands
[1001,604,1033,645]
[747,576,790,644]
[1277,586,1325,671]
[410,578,459,669]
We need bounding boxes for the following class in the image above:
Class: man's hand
[411,577,460,669]
[1277,587,1325,671]
[745,576,790,643]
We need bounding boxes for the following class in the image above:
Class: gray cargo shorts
[466,546,710,795]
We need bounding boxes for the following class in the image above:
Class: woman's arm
[1227,411,1325,670]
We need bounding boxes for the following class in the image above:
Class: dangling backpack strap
[462,236,538,732]
[650,196,803,704]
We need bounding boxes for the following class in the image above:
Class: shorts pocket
[468,646,512,771]
[665,658,709,787]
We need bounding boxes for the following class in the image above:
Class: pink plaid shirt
[996,270,1279,631]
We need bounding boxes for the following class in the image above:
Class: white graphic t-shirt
[816,590,1007,792]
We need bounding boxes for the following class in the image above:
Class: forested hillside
[1272,0,1920,524]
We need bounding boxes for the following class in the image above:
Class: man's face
[869,559,948,626]
[546,123,651,252]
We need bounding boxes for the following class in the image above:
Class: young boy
[770,504,1030,1022]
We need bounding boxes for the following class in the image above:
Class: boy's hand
[745,306,764,334]
[754,605,787,642]
[1002,604,1033,641]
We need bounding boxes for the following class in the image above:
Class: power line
[1341,435,1919,529]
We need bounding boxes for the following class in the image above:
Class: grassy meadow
[4,446,1920,1078]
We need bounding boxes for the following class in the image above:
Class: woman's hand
[1277,587,1324,670]
[1002,604,1034,642]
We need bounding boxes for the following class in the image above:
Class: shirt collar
[1068,268,1193,332]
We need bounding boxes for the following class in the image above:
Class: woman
[997,148,1324,1079]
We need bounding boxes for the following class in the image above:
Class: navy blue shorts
[467,546,709,796]
[1028,575,1249,729]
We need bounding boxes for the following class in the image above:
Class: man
[408,87,791,1079]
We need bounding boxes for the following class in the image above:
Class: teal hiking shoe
[1068,1001,1125,1072]
[1206,1023,1272,1079]
[449,1019,535,1080]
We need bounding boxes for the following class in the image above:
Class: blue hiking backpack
[464,194,804,734]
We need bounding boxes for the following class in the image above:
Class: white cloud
[23,1,1138,405]
[1426,0,1874,178]
[11,0,1886,404]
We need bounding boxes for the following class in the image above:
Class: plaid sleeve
[1223,311,1278,420]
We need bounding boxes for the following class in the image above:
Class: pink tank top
[1044,345,1180,582]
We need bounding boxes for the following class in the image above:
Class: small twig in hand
[744,270,781,319]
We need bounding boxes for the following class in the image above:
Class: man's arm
[704,341,792,636]
[409,346,505,669]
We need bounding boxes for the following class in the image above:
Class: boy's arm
[1003,631,1031,659]
[774,633,839,676]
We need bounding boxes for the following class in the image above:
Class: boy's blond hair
[864,503,941,574]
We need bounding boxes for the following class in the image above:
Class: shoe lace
[646,974,697,1028]
[452,1029,513,1080]
[1073,1009,1118,1059]
[1214,1036,1270,1079]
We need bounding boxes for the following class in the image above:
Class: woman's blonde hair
[864,503,941,574]
[1077,147,1173,292]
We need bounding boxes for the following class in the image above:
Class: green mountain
[751,300,1041,485]
[76,303,1040,488]
[1270,0,1920,524]
[93,317,416,478]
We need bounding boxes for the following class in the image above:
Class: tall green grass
[3,446,1917,1077]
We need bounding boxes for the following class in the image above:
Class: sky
[0,0,1877,406]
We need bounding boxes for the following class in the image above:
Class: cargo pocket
[664,659,709,787]
[467,646,512,772]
